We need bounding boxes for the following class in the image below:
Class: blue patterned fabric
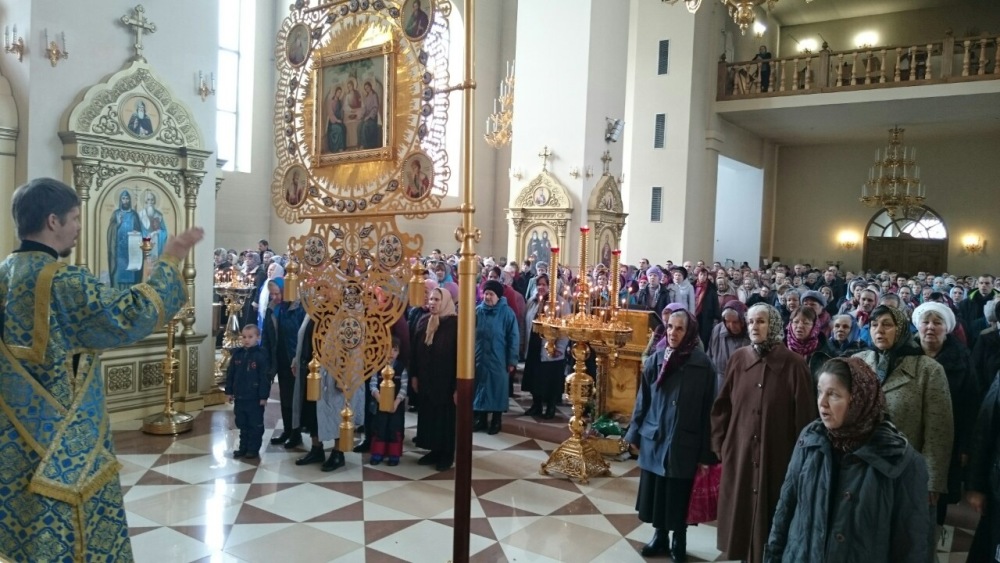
[0,250,185,562]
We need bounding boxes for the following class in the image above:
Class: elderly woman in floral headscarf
[853,305,954,507]
[712,303,817,563]
[765,357,932,562]
[627,308,716,561]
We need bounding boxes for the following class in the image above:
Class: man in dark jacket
[262,279,307,448]
[959,275,999,347]
[636,266,671,328]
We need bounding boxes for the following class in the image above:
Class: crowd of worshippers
[214,242,1000,562]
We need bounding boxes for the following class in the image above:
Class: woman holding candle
[522,274,569,419]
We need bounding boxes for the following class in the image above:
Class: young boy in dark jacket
[226,324,271,459]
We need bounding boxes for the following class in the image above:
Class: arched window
[866,205,947,239]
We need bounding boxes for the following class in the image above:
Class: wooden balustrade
[718,33,1000,100]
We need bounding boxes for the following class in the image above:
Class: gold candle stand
[535,229,631,483]
[212,266,255,391]
[142,238,195,435]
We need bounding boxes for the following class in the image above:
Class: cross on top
[601,150,613,174]
[538,146,552,172]
[121,5,156,62]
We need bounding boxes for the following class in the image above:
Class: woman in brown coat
[711,303,817,563]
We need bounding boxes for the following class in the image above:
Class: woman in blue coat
[765,357,931,562]
[474,280,520,434]
[625,308,716,562]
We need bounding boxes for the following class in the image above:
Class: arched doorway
[863,206,948,274]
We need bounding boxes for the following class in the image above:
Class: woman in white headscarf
[255,261,285,331]
[911,302,979,528]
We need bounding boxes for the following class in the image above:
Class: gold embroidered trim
[8,261,65,364]
[134,283,166,328]
[27,362,116,507]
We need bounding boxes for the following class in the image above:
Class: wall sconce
[569,167,581,179]
[962,234,984,254]
[585,165,594,178]
[4,26,25,62]
[798,38,818,54]
[44,29,68,67]
[617,172,626,185]
[854,31,879,50]
[837,230,860,250]
[753,21,766,38]
[198,71,216,101]
[509,167,523,181]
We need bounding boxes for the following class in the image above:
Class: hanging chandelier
[860,127,927,218]
[663,0,779,35]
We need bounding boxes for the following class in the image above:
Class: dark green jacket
[765,420,931,563]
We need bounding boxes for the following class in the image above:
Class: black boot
[640,528,668,557]
[321,449,346,472]
[352,437,371,453]
[295,445,325,466]
[472,412,488,432]
[283,430,302,449]
[542,402,556,420]
[525,401,542,417]
[670,528,687,562]
[487,412,502,435]
[269,430,289,445]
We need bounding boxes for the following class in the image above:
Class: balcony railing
[718,33,999,100]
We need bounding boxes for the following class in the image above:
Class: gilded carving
[92,106,122,136]
[99,147,180,168]
[183,173,203,199]
[80,144,100,157]
[153,170,183,198]
[105,364,135,395]
[139,360,164,389]
[508,169,574,262]
[189,158,205,170]
[95,165,128,189]
[188,345,199,393]
[156,115,184,146]
[72,164,99,191]
[72,66,202,148]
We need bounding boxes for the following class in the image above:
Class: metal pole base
[540,434,612,484]
[142,411,195,435]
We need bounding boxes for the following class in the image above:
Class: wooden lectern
[590,310,654,423]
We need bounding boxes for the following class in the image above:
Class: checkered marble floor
[113,387,978,562]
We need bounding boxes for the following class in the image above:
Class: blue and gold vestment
[0,248,185,562]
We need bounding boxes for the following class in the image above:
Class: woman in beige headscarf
[410,288,459,470]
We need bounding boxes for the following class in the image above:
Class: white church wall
[714,155,763,267]
[217,0,277,253]
[508,0,595,266]
[622,0,696,265]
